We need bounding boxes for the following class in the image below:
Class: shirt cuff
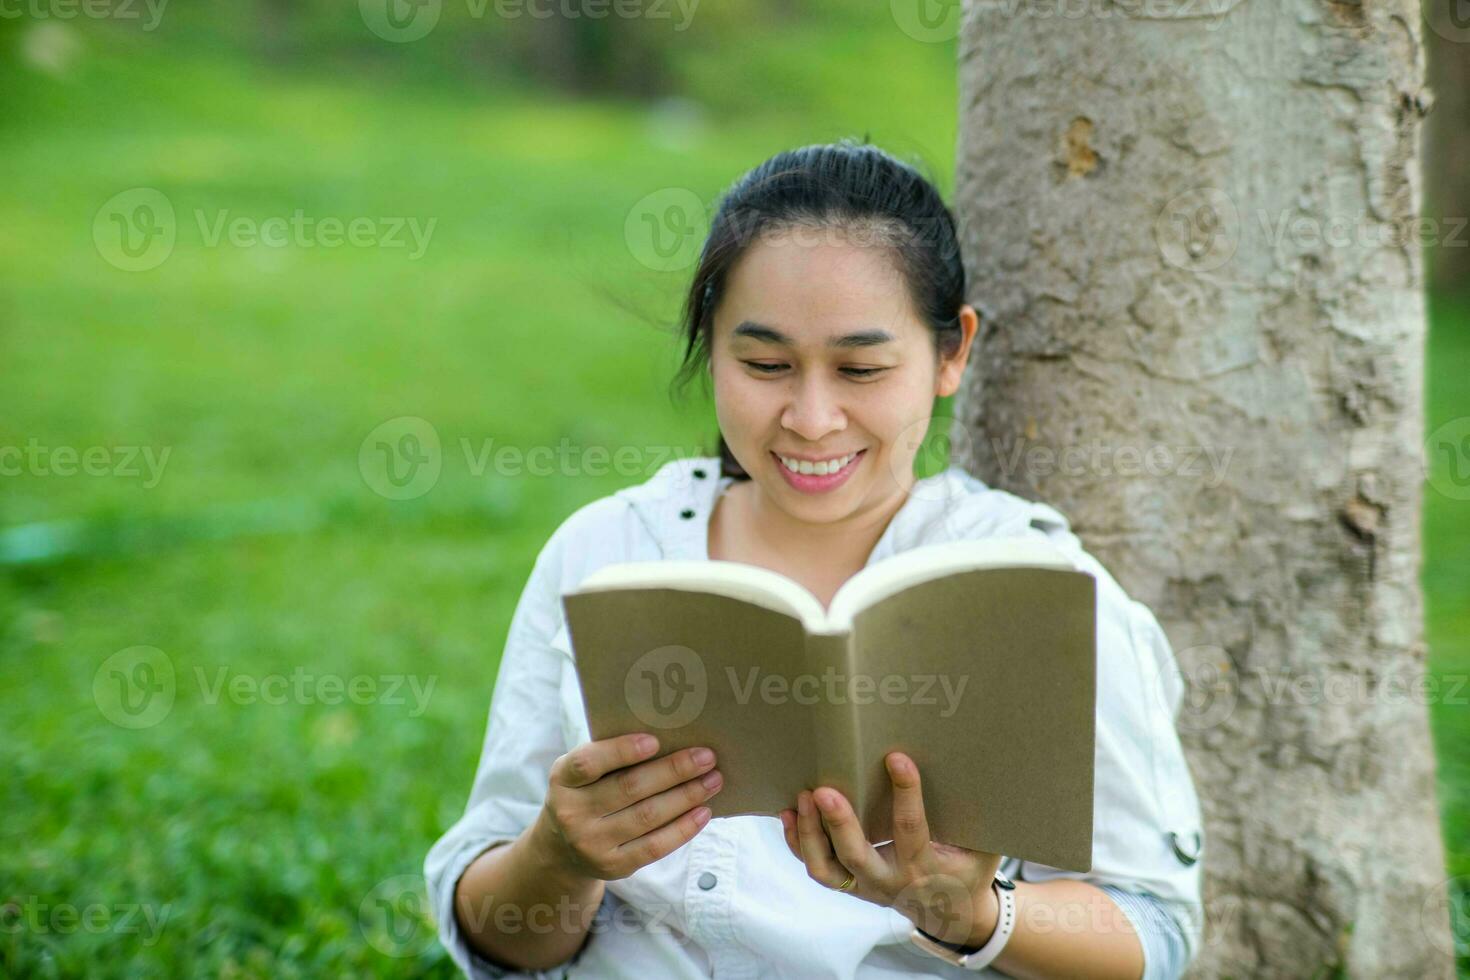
[427,834,581,980]
[1096,885,1192,980]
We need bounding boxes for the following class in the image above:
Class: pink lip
[770,449,866,494]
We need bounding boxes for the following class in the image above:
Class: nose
[780,374,847,444]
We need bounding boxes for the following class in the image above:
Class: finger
[778,809,800,860]
[603,767,723,844]
[591,745,717,813]
[611,801,713,876]
[796,789,845,885]
[813,787,885,881]
[553,733,660,789]
[886,752,933,867]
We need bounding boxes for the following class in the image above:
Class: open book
[560,536,1097,872]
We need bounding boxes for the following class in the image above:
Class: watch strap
[908,871,1017,970]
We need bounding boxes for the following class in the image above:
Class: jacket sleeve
[1014,503,1207,978]
[1096,885,1194,980]
[422,531,591,979]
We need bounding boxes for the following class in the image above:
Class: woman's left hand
[778,750,1003,948]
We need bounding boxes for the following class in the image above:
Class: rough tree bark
[951,1,1455,976]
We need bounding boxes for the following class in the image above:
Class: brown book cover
[560,537,1097,872]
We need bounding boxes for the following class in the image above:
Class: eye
[740,358,887,379]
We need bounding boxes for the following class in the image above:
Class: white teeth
[778,451,856,476]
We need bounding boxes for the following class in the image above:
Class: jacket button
[692,468,706,479]
[680,509,695,519]
[697,871,717,890]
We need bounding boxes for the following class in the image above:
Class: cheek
[712,366,769,433]
[860,374,938,443]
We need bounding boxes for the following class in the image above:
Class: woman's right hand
[531,733,722,881]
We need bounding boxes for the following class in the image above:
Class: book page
[827,537,1074,632]
[573,560,828,632]
[563,587,821,817]
[844,565,1096,871]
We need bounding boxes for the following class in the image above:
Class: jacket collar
[614,454,1060,564]
[613,454,723,561]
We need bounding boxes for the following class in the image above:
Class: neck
[743,475,915,570]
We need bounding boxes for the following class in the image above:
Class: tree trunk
[952,2,1454,976]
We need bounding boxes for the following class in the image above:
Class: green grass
[0,16,962,978]
[1,14,1466,978]
[1426,290,1470,918]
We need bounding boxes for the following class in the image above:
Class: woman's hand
[532,733,723,881]
[778,750,1004,948]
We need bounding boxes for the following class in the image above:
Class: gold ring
[836,875,855,892]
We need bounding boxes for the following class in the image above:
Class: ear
[935,304,979,398]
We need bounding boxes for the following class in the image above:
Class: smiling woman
[425,140,1203,979]
[667,144,986,604]
[671,141,971,487]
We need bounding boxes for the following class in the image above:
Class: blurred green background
[0,3,1465,976]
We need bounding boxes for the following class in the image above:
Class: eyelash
[743,362,887,378]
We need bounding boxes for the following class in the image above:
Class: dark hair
[667,138,967,480]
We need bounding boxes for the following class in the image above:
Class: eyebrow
[732,321,897,349]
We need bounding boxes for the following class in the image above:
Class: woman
[425,141,1205,978]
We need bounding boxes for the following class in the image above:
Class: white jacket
[425,455,1205,978]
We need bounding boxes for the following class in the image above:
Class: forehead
[715,232,925,347]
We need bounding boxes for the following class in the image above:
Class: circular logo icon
[886,411,978,539]
[887,873,977,947]
[1426,1,1470,44]
[887,412,975,492]
[359,416,442,500]
[624,645,707,730]
[93,645,176,729]
[359,0,442,42]
[359,874,436,958]
[1425,416,1470,501]
[1172,645,1238,735]
[625,188,708,272]
[1155,188,1239,273]
[94,188,176,272]
[890,0,962,43]
[1420,874,1470,957]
